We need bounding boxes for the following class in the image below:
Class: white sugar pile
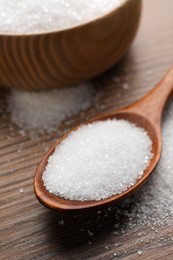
[43,119,153,201]
[8,83,94,134]
[0,0,125,34]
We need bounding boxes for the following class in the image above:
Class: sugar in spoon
[34,67,173,213]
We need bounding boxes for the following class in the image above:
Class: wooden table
[1,0,173,259]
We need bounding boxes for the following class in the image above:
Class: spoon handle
[127,66,173,126]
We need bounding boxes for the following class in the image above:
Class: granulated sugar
[8,83,94,134]
[43,119,153,201]
[0,0,124,34]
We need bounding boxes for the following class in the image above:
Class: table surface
[1,0,173,259]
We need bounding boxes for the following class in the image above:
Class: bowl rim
[0,0,138,37]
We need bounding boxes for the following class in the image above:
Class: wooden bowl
[0,0,142,90]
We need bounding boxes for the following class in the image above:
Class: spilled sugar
[8,83,94,134]
[127,100,173,226]
[0,0,125,34]
[2,87,173,255]
[43,119,153,201]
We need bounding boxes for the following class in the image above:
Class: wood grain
[0,0,141,91]
[1,0,173,259]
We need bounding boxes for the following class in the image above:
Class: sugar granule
[137,250,143,256]
[0,0,125,34]
[8,83,94,134]
[43,119,153,201]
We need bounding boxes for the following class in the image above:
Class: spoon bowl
[34,67,173,213]
[35,112,161,213]
[0,0,141,90]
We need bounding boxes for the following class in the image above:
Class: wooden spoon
[34,67,173,213]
